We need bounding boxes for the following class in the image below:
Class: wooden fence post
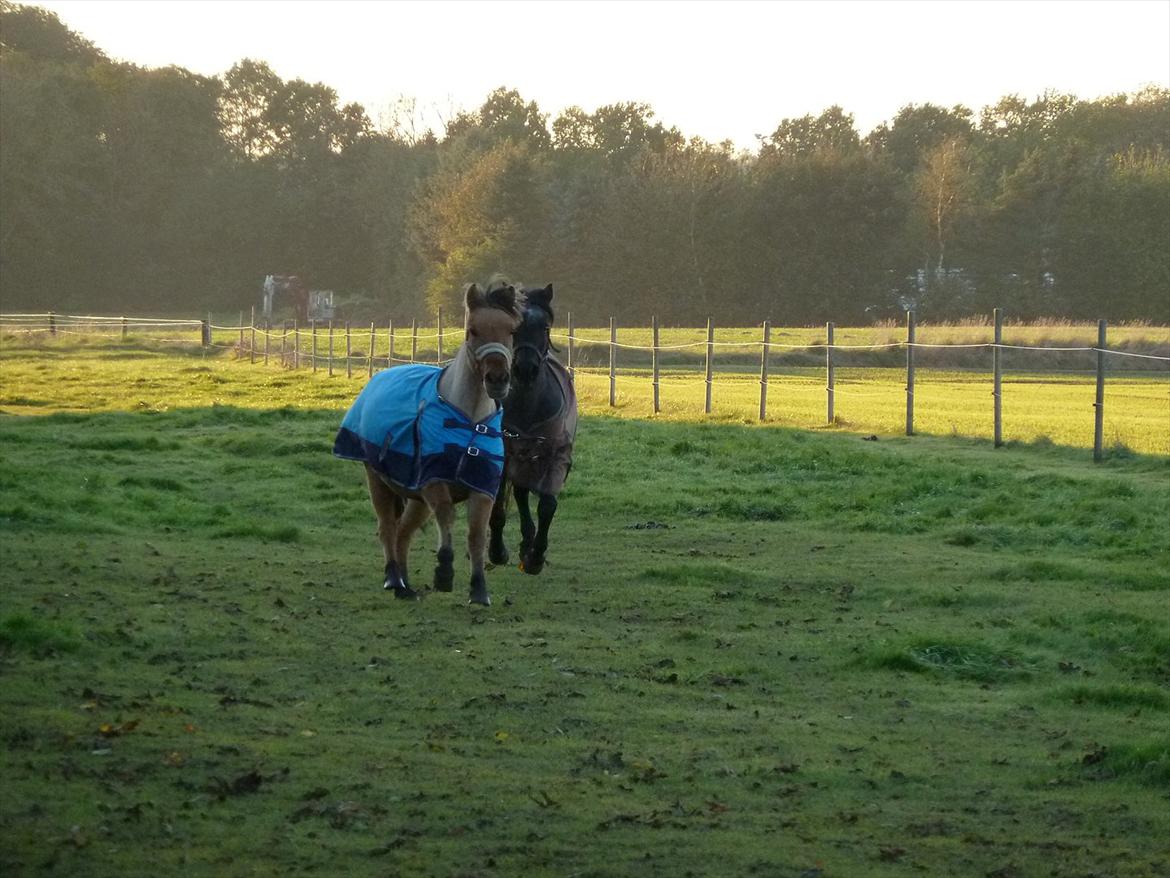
[1094,319,1107,462]
[368,323,376,377]
[437,306,444,364]
[567,311,574,380]
[328,321,334,376]
[905,310,916,436]
[263,321,269,365]
[826,321,835,424]
[311,320,318,372]
[609,317,617,407]
[121,316,128,340]
[250,308,256,365]
[238,311,244,352]
[280,321,287,364]
[759,321,770,421]
[388,318,394,368]
[705,318,714,415]
[993,308,1003,447]
[652,315,661,414]
[345,322,352,378]
[48,311,56,336]
[201,318,210,348]
[411,319,418,363]
[293,320,299,369]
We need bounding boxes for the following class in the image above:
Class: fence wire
[3,312,1167,458]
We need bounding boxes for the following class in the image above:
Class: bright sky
[34,0,1170,149]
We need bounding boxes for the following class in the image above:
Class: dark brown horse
[489,284,577,575]
[334,282,521,606]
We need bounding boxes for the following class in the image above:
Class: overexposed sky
[33,0,1170,149]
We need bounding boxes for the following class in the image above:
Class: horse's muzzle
[513,355,541,386]
[485,376,511,400]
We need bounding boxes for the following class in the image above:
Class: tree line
[2,3,1167,325]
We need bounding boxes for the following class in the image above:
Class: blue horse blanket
[333,364,505,498]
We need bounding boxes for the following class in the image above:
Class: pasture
[1,337,1168,877]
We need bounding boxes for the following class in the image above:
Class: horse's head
[465,280,522,400]
[513,284,555,386]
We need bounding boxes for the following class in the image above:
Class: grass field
[1,337,1169,877]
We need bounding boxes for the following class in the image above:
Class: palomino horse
[333,282,521,606]
[489,284,578,575]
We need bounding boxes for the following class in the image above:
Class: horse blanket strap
[333,364,505,498]
[502,356,577,496]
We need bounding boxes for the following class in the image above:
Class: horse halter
[473,340,513,369]
[512,340,548,363]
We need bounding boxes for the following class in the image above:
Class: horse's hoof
[489,545,510,566]
[520,554,545,576]
[434,570,454,592]
[469,572,490,606]
[388,583,419,600]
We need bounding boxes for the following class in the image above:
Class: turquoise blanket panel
[333,364,504,497]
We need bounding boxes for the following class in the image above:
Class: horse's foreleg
[522,492,558,576]
[488,476,510,565]
[364,465,415,599]
[466,493,493,606]
[395,498,431,594]
[421,484,456,592]
[514,485,535,567]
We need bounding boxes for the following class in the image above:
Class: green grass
[0,338,1168,877]
[0,614,81,655]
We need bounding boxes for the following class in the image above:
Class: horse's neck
[505,361,562,428]
[439,345,495,422]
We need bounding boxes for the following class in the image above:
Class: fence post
[121,316,128,340]
[368,323,376,377]
[993,308,1003,447]
[346,322,352,378]
[411,319,418,364]
[759,320,770,421]
[201,318,210,348]
[705,317,714,414]
[250,308,256,365]
[328,321,334,376]
[609,316,617,407]
[49,311,56,336]
[567,311,574,380]
[238,310,244,352]
[264,321,270,365]
[280,321,287,365]
[905,310,916,436]
[652,315,661,414]
[437,306,444,364]
[293,320,299,369]
[388,318,394,368]
[826,321,835,425]
[1094,319,1107,462]
[311,320,318,372]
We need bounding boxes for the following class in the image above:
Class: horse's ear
[465,283,485,311]
[540,283,553,302]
